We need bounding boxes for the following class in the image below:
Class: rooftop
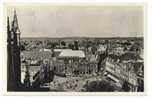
[59,49,85,58]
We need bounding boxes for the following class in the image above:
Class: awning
[107,74,120,83]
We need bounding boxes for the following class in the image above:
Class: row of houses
[104,53,144,91]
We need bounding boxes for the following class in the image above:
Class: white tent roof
[107,74,119,83]
[59,50,85,58]
[54,49,71,52]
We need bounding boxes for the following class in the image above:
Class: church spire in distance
[11,9,21,33]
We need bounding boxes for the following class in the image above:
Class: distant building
[113,46,125,55]
[97,44,107,53]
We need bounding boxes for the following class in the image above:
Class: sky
[6,5,144,38]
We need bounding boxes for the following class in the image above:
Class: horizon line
[21,36,144,39]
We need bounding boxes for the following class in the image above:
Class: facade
[52,59,98,77]
[105,57,138,91]
[49,49,98,77]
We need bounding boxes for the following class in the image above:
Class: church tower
[7,10,22,91]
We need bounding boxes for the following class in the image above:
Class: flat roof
[59,50,85,58]
[54,49,71,52]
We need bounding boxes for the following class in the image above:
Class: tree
[122,80,130,91]
[137,79,144,92]
[61,41,66,46]
[74,41,79,50]
[83,80,115,92]
[68,43,74,50]
[46,41,52,49]
[24,66,31,88]
[20,44,25,51]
